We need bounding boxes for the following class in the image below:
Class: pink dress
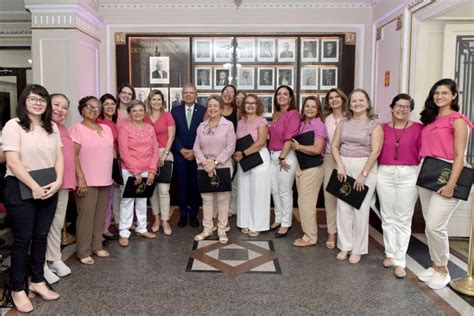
[57,123,76,189]
[144,112,176,148]
[268,110,300,151]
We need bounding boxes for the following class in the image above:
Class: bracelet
[278,157,285,161]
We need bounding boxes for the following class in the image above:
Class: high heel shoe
[28,282,60,301]
[11,290,33,313]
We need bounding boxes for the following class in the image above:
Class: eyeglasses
[85,104,101,112]
[27,96,48,104]
[120,91,133,96]
[244,101,257,106]
[223,90,235,96]
[103,102,116,107]
[393,104,411,111]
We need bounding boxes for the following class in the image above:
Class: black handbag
[293,131,323,170]
[416,156,473,201]
[325,169,369,210]
[235,134,263,172]
[122,177,156,198]
[18,167,56,200]
[156,161,173,183]
[112,158,124,185]
[197,168,232,193]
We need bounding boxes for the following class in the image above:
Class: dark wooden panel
[115,44,129,88]
[340,44,355,96]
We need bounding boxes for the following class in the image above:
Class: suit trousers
[322,154,338,234]
[270,150,297,228]
[75,186,109,259]
[46,188,69,262]
[376,165,419,267]
[150,149,174,220]
[418,186,461,266]
[336,156,377,255]
[296,164,324,243]
[175,158,200,218]
[5,176,57,291]
[119,169,150,238]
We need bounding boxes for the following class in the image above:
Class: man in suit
[323,70,335,86]
[197,70,210,86]
[152,61,168,79]
[239,70,252,86]
[324,42,337,58]
[171,83,206,228]
[303,69,315,86]
[260,42,273,58]
[279,42,294,58]
[260,70,272,86]
[217,71,229,86]
[278,70,291,85]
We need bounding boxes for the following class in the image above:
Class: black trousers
[4,176,57,291]
[175,160,200,218]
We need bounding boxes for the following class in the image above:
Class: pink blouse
[144,112,175,148]
[378,122,423,165]
[420,112,473,160]
[236,117,268,142]
[268,110,300,151]
[97,118,118,150]
[340,118,380,158]
[57,123,76,189]
[193,117,236,165]
[298,117,328,156]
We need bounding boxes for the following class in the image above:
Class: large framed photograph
[277,67,294,87]
[258,94,273,118]
[237,38,255,62]
[150,56,170,84]
[197,94,210,107]
[257,39,275,62]
[214,67,231,89]
[301,39,319,62]
[257,67,274,90]
[301,66,319,90]
[135,87,150,102]
[194,39,212,62]
[214,38,232,62]
[321,39,339,62]
[237,67,254,90]
[277,39,296,62]
[170,87,183,109]
[320,67,338,90]
[195,67,212,90]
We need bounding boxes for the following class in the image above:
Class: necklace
[392,120,409,160]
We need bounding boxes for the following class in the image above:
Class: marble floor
[3,209,474,315]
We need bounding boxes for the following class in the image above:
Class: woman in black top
[221,84,238,130]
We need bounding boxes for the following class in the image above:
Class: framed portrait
[159,88,169,111]
[149,56,170,84]
[321,39,339,62]
[237,38,255,62]
[194,39,212,62]
[195,67,212,90]
[277,39,296,62]
[214,67,231,89]
[237,67,254,90]
[197,94,210,107]
[320,67,338,90]
[320,95,326,107]
[257,39,275,62]
[301,66,319,90]
[301,39,319,62]
[258,94,274,118]
[257,67,274,90]
[135,87,150,102]
[214,38,232,62]
[277,67,294,88]
[169,87,183,109]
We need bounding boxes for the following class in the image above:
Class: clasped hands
[336,165,366,192]
[32,179,62,200]
[202,159,217,176]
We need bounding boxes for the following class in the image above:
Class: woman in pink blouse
[290,96,327,247]
[268,85,300,238]
[98,93,119,241]
[70,96,114,265]
[44,94,76,284]
[193,96,236,243]
[118,100,159,247]
[331,89,383,264]
[145,90,176,236]
[417,79,472,289]
[234,94,270,236]
[376,93,422,278]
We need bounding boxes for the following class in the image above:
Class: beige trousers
[322,154,338,234]
[150,149,174,220]
[45,189,69,262]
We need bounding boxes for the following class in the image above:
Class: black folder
[122,176,156,198]
[197,168,232,193]
[325,169,369,210]
[235,134,263,172]
[156,161,173,183]
[18,167,57,200]
[112,158,124,185]
[293,131,323,170]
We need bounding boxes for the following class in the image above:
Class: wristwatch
[362,170,368,177]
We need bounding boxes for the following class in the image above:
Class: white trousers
[270,150,297,228]
[336,156,377,255]
[45,189,69,262]
[376,165,419,267]
[418,186,461,266]
[150,149,173,220]
[237,147,271,232]
[119,169,150,238]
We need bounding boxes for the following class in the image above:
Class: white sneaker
[49,261,71,277]
[43,265,59,284]
[417,267,436,282]
[428,272,451,290]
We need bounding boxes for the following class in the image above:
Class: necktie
[186,107,193,128]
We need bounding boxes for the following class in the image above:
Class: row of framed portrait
[193,37,340,63]
[195,65,338,91]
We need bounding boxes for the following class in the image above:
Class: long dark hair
[17,84,54,134]
[99,93,118,123]
[116,83,136,104]
[221,84,237,110]
[273,85,296,113]
[420,78,459,126]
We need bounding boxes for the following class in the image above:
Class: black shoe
[275,227,291,238]
[102,239,109,247]
[189,217,199,228]
[270,223,281,231]
[177,216,188,228]
[103,233,118,241]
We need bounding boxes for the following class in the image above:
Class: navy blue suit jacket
[171,103,206,164]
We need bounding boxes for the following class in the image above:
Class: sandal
[349,254,361,264]
[194,231,212,241]
[383,257,394,268]
[336,251,348,261]
[325,233,336,249]
[241,228,249,234]
[93,250,110,258]
[79,256,95,265]
[218,232,228,244]
[248,230,260,237]
[162,220,172,236]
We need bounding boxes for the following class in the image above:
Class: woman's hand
[202,160,215,174]
[77,177,88,197]
[134,174,143,185]
[158,156,166,167]
[438,184,455,199]
[233,151,243,162]
[354,175,366,192]
[337,165,347,182]
[279,159,290,172]
[42,180,62,200]
[146,173,155,186]
[290,139,300,151]
[32,185,47,200]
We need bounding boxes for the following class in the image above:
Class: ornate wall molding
[345,32,356,45]
[395,15,402,31]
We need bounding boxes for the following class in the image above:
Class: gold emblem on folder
[136,181,146,194]
[437,168,452,185]
[339,182,351,197]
